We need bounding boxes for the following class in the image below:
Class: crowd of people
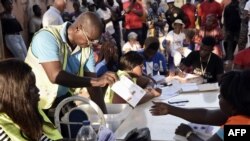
[0,0,250,140]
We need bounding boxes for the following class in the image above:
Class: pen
[168,100,189,104]
[177,67,183,72]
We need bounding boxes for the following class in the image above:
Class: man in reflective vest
[25,12,118,117]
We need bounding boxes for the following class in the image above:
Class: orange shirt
[225,115,250,125]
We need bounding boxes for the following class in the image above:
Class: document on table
[111,76,146,107]
[157,85,181,100]
[180,83,199,92]
[152,75,166,83]
[198,83,219,91]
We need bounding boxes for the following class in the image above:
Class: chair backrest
[54,96,106,139]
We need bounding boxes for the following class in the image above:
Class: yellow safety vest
[104,70,137,103]
[25,24,91,109]
[0,109,63,141]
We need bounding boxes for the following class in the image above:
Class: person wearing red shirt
[233,48,250,70]
[181,0,196,29]
[123,0,144,45]
[198,0,222,27]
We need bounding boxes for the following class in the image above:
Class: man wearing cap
[179,36,224,83]
[166,19,191,67]
[165,0,187,31]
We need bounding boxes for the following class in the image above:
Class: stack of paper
[180,83,199,92]
[198,83,219,91]
[157,85,181,100]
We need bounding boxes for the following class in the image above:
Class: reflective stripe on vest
[0,109,62,141]
[25,24,90,109]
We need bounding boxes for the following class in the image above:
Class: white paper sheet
[181,83,199,92]
[111,76,146,107]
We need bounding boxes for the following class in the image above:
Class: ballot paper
[111,76,146,107]
[180,83,199,92]
[152,75,166,83]
[198,83,219,91]
[156,85,181,100]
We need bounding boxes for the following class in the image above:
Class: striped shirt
[0,127,53,141]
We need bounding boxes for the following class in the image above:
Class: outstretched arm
[150,101,228,126]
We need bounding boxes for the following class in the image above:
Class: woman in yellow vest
[105,51,161,104]
[0,59,63,141]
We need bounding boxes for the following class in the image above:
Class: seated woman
[122,32,141,54]
[104,51,161,104]
[0,59,63,141]
[150,70,250,141]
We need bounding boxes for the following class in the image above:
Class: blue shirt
[31,22,95,96]
[138,50,167,76]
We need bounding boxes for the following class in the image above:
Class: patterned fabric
[0,127,53,141]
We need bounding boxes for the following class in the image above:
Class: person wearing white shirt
[122,32,141,54]
[166,19,191,67]
[96,0,115,35]
[42,0,66,27]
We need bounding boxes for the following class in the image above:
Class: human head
[33,4,42,17]
[151,1,158,12]
[82,0,88,6]
[143,37,160,60]
[219,70,250,116]
[165,0,175,9]
[172,19,185,33]
[128,32,138,42]
[100,41,118,70]
[87,0,96,11]
[205,14,218,29]
[72,0,80,11]
[1,0,13,12]
[199,36,215,59]
[70,12,103,48]
[119,51,144,76]
[107,0,114,6]
[54,0,67,13]
[0,59,42,140]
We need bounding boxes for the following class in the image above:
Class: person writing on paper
[150,70,250,141]
[0,59,63,141]
[139,37,167,76]
[179,36,224,83]
[25,12,118,117]
[105,51,161,104]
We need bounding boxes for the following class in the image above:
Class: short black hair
[119,51,144,71]
[144,37,159,51]
[32,4,39,12]
[219,70,250,116]
[201,36,216,47]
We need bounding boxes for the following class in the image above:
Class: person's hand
[150,101,169,115]
[175,123,193,137]
[177,70,186,78]
[146,88,161,97]
[96,72,118,87]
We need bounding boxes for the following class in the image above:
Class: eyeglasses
[81,28,99,47]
